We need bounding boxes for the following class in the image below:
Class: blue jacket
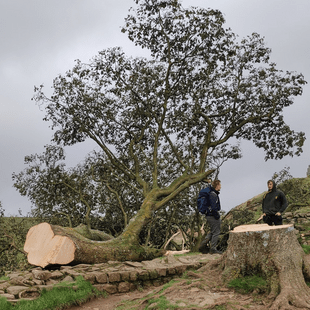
[206,187,221,219]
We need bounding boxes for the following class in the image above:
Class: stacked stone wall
[0,253,217,305]
[283,211,310,245]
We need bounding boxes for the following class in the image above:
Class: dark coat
[206,187,221,219]
[262,181,287,215]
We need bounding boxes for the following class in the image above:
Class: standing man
[262,180,287,226]
[199,179,222,254]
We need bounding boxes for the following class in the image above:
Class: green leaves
[28,0,306,222]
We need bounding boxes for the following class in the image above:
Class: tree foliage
[12,145,142,234]
[271,166,293,185]
[15,0,306,248]
[13,145,91,228]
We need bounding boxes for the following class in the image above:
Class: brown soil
[65,261,271,310]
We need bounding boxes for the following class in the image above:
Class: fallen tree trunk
[24,222,164,268]
[221,223,310,309]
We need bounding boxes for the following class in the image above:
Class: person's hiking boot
[200,246,210,254]
[198,237,210,253]
[210,248,222,254]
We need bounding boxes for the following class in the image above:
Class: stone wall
[0,253,217,305]
[283,211,310,245]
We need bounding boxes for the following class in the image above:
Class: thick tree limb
[24,222,164,268]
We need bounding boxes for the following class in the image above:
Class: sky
[1,0,309,216]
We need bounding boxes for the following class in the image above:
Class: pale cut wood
[232,223,293,232]
[24,222,76,268]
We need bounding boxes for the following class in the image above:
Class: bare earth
[66,260,271,310]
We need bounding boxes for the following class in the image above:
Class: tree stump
[24,222,163,268]
[222,223,310,309]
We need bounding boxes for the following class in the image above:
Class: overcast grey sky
[1,0,309,216]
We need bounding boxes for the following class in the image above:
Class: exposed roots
[222,224,310,310]
[269,288,310,310]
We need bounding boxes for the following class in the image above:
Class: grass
[158,279,178,294]
[116,279,182,310]
[174,252,200,257]
[115,299,138,310]
[146,295,179,309]
[228,275,268,294]
[0,276,101,310]
[302,244,310,254]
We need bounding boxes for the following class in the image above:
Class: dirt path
[65,289,155,310]
[66,262,270,310]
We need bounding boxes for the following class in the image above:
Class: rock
[83,272,97,284]
[108,272,121,283]
[118,281,131,293]
[9,276,27,286]
[6,286,28,297]
[32,269,52,281]
[50,270,63,279]
[94,284,117,294]
[96,273,108,284]
[1,293,15,300]
[61,275,74,282]
[18,287,40,299]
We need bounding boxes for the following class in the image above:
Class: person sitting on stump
[262,180,287,226]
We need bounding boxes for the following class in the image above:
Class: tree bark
[24,222,164,268]
[221,223,310,309]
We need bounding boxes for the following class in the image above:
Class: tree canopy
[13,145,143,233]
[16,0,306,246]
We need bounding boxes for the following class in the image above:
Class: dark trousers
[263,214,282,226]
[205,216,221,250]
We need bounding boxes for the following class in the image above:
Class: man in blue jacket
[199,179,222,254]
[262,180,287,226]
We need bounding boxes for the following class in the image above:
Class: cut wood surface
[24,223,76,268]
[24,222,116,268]
[232,223,293,232]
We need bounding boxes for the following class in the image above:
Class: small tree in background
[272,166,293,185]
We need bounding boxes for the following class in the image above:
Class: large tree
[29,0,305,259]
